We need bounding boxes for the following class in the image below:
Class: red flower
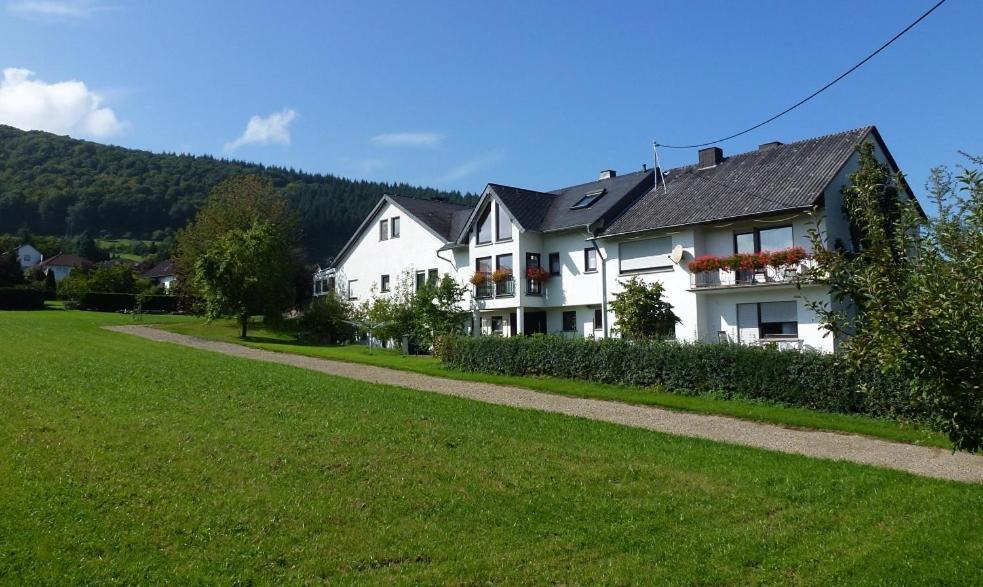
[688,255,722,273]
[526,266,551,282]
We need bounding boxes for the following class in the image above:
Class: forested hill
[0,125,476,262]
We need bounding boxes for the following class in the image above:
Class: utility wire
[655,0,948,149]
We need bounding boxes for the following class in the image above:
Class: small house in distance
[142,259,178,291]
[13,244,42,269]
[41,253,93,282]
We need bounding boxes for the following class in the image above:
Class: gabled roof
[40,253,93,269]
[331,194,473,267]
[600,126,893,236]
[454,170,654,243]
[142,259,176,279]
[386,195,472,241]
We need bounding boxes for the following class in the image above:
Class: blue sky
[1,0,979,205]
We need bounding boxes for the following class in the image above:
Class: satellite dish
[670,244,684,264]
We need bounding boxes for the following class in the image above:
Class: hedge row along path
[107,325,983,484]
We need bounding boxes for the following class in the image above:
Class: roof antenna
[653,140,668,195]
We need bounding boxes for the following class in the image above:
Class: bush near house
[440,335,928,423]
[0,286,45,310]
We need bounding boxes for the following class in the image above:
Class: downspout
[586,224,608,338]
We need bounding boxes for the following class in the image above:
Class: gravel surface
[107,325,983,484]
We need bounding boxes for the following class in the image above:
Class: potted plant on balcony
[469,271,488,286]
[526,266,551,283]
[769,246,807,280]
[687,255,721,273]
[490,268,512,283]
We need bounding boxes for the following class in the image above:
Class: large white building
[315,126,916,352]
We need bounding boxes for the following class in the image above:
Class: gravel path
[107,325,983,484]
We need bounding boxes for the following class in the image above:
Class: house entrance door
[524,311,547,335]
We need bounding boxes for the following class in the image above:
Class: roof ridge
[663,126,874,174]
[385,193,473,209]
[546,168,652,194]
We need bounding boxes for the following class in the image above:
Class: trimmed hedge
[0,287,45,310]
[71,292,183,313]
[440,335,924,421]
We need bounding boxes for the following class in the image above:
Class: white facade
[15,244,42,269]
[323,199,465,305]
[315,129,908,354]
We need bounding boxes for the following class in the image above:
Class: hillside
[0,125,475,262]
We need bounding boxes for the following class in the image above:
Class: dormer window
[571,189,605,210]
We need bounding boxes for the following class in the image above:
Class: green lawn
[96,238,159,261]
[2,308,981,584]
[1,309,981,583]
[160,318,951,449]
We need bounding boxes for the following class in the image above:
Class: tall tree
[194,221,296,338]
[806,145,983,451]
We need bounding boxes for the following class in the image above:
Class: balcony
[690,260,814,290]
[475,276,515,300]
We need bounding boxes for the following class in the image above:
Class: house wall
[48,265,74,282]
[600,228,699,341]
[16,244,42,269]
[332,201,457,303]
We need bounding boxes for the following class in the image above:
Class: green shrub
[440,335,919,421]
[297,293,355,344]
[0,286,45,310]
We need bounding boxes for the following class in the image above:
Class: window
[427,268,438,285]
[737,301,799,342]
[327,276,336,292]
[734,226,793,254]
[593,308,603,331]
[415,270,426,291]
[735,232,755,254]
[391,216,401,238]
[347,279,359,300]
[571,189,605,210]
[475,256,492,274]
[619,237,672,274]
[526,252,541,295]
[496,253,512,273]
[476,206,492,244]
[380,274,390,293]
[491,316,503,334]
[314,279,322,295]
[549,252,561,275]
[758,226,793,252]
[759,301,798,338]
[379,219,389,241]
[584,248,598,273]
[496,203,512,241]
[562,310,577,332]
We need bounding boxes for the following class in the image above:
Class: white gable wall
[332,201,455,302]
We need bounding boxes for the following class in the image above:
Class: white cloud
[0,67,125,137]
[7,1,102,19]
[224,108,297,151]
[371,131,443,148]
[437,149,505,184]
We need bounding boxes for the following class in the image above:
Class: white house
[141,259,178,291]
[316,126,916,353]
[13,244,42,269]
[40,253,93,282]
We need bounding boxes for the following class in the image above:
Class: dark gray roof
[472,170,654,239]
[142,259,176,279]
[487,184,556,231]
[601,127,876,236]
[388,195,472,241]
[543,170,654,231]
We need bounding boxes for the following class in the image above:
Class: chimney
[758,141,783,151]
[599,169,617,180]
[698,147,723,168]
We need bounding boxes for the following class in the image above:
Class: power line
[655,0,948,149]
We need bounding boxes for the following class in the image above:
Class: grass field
[1,308,980,583]
[160,318,951,449]
[96,238,159,261]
